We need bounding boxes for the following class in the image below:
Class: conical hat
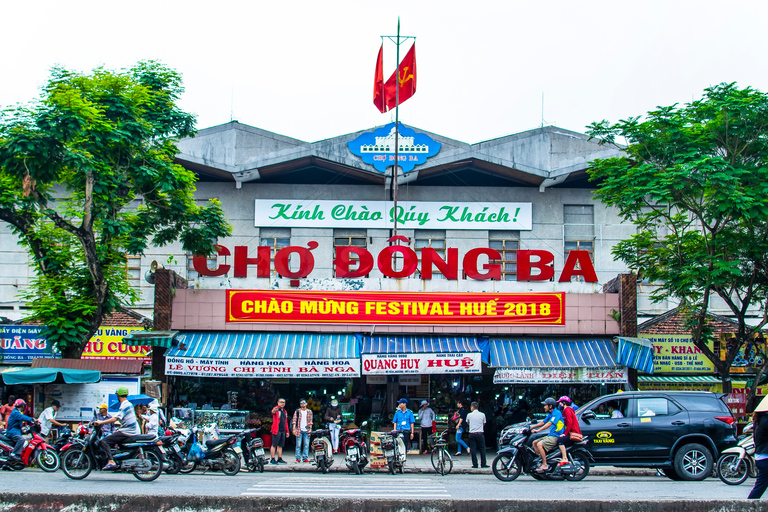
[755,395,768,413]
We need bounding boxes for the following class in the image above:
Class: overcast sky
[2,1,767,143]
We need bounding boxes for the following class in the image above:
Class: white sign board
[361,352,482,375]
[43,376,141,422]
[166,357,360,378]
[255,200,533,231]
[492,366,628,384]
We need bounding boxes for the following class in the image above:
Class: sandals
[535,466,549,473]
[102,462,117,470]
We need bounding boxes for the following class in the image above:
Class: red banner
[227,290,564,325]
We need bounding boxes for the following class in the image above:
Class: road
[0,469,756,500]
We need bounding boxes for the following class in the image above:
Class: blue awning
[489,338,618,368]
[616,337,655,374]
[359,335,489,363]
[166,332,360,359]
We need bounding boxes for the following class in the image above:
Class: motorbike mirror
[581,410,596,420]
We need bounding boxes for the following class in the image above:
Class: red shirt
[562,406,581,436]
[0,404,13,423]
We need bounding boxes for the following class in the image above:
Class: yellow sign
[81,327,150,362]
[593,431,615,444]
[641,417,652,423]
[645,335,714,374]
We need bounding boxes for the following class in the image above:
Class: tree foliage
[0,62,231,357]
[587,83,768,393]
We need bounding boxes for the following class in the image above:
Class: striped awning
[638,375,721,384]
[123,330,178,348]
[166,332,360,359]
[489,338,618,368]
[616,337,655,374]
[359,335,489,362]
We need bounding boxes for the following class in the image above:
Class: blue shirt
[6,408,35,436]
[544,409,565,436]
[393,408,416,432]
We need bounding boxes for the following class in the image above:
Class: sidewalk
[259,452,658,476]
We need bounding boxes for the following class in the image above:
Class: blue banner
[348,123,441,174]
[0,325,60,363]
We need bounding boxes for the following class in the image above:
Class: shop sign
[227,290,564,325]
[366,375,387,385]
[347,123,441,173]
[399,375,421,385]
[361,352,482,375]
[165,357,361,378]
[647,335,714,374]
[195,242,597,282]
[255,199,532,231]
[0,325,59,363]
[492,366,628,384]
[82,327,151,364]
[723,335,767,373]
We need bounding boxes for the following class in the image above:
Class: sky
[2,1,768,143]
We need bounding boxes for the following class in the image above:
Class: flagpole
[393,17,400,242]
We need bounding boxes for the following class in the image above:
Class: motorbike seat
[206,438,229,449]
[121,434,157,444]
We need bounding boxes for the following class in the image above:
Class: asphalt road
[0,469,758,501]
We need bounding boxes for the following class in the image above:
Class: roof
[19,307,152,329]
[638,307,747,335]
[489,338,618,368]
[167,332,359,359]
[31,358,144,375]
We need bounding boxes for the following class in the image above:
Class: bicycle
[428,430,453,476]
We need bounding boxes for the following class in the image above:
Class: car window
[672,394,730,413]
[588,398,628,420]
[636,398,675,417]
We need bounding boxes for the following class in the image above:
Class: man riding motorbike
[6,399,37,461]
[530,397,565,473]
[94,387,140,470]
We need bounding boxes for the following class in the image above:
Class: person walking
[466,401,488,468]
[748,398,768,499]
[453,400,470,456]
[418,400,435,454]
[38,400,65,441]
[392,398,416,451]
[270,398,290,464]
[292,399,313,463]
[324,399,342,453]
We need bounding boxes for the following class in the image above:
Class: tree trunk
[747,361,768,412]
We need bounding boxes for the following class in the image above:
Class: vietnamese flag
[373,44,387,113]
[385,43,416,110]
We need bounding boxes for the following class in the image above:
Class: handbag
[431,423,437,434]
[569,431,583,442]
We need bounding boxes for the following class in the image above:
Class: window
[415,230,446,279]
[636,398,676,417]
[333,229,367,276]
[260,228,291,275]
[588,399,628,420]
[186,245,220,280]
[489,231,520,281]
[126,255,141,280]
[564,205,595,282]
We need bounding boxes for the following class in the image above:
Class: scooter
[492,424,592,482]
[158,430,186,474]
[309,428,334,473]
[0,424,60,472]
[60,423,165,482]
[340,421,368,475]
[179,426,241,476]
[379,429,408,475]
[241,430,266,473]
[718,422,756,485]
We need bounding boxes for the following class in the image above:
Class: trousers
[99,431,132,461]
[295,432,310,460]
[749,458,768,499]
[469,432,486,467]
[328,423,341,451]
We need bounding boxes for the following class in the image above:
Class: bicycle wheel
[441,449,453,475]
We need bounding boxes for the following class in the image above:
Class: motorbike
[718,422,756,485]
[60,423,165,481]
[340,421,369,475]
[158,429,187,474]
[0,424,60,472]
[178,426,241,476]
[492,424,592,482]
[241,429,266,473]
[379,429,408,475]
[309,428,334,473]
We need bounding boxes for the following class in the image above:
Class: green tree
[0,62,231,358]
[587,82,768,393]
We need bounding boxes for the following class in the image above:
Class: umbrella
[108,394,155,412]
[2,367,101,385]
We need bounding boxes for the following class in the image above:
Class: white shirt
[466,410,486,434]
[418,407,435,428]
[299,409,309,432]
[38,407,56,435]
[143,413,160,437]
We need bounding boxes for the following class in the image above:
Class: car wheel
[673,443,713,481]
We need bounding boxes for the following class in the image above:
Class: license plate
[158,446,166,453]
[234,446,242,454]
[255,448,265,456]
[172,444,180,453]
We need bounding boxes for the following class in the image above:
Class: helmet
[557,396,572,404]
[541,397,557,407]
[13,399,26,407]
[99,403,108,410]
[116,386,130,397]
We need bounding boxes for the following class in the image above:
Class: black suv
[576,391,737,481]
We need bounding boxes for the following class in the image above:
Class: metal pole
[393,18,400,242]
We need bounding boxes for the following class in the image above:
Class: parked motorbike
[0,424,60,472]
[379,429,408,475]
[241,429,266,473]
[309,428,334,473]
[718,422,756,485]
[60,423,165,481]
[178,426,241,476]
[340,421,368,475]
[159,430,186,474]
[492,424,592,482]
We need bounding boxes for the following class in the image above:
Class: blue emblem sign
[348,122,441,174]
